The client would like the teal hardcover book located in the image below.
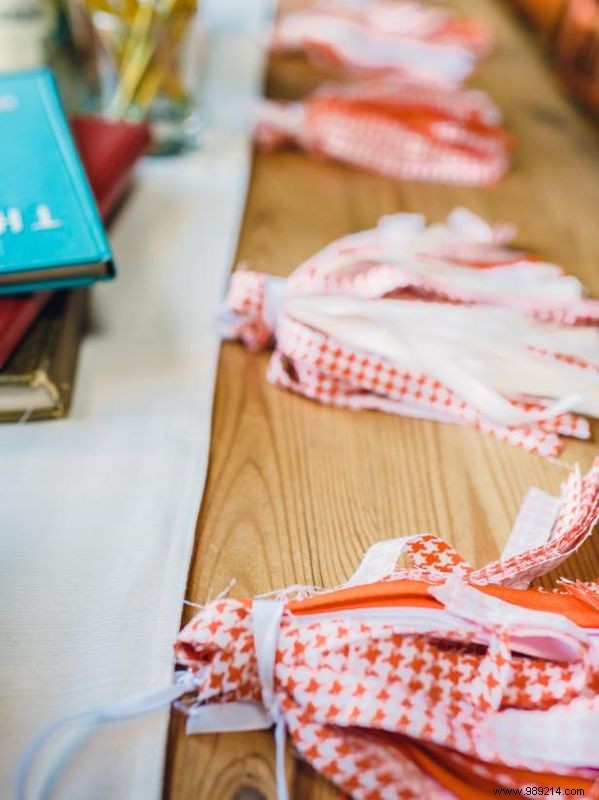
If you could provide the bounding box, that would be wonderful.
[0,68,115,294]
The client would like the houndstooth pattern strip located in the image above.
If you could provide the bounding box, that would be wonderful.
[267,315,585,458]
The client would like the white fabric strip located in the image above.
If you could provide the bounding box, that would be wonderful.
[431,577,592,664]
[251,599,288,800]
[185,598,289,799]
[0,2,273,798]
[185,702,271,735]
[284,295,594,423]
[344,536,417,586]
[251,599,285,722]
[502,487,561,560]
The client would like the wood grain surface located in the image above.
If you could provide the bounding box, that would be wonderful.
[166,1,599,797]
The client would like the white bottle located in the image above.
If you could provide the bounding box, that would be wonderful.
[0,0,56,71]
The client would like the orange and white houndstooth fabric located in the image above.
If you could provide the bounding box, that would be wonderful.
[271,0,493,84]
[174,459,599,799]
[17,462,599,799]
[255,77,511,186]
[224,209,599,458]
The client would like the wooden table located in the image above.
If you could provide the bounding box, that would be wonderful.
[167,1,599,797]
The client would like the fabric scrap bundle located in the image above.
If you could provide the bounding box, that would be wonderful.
[171,460,599,799]
[271,0,494,85]
[264,2,509,186]
[255,77,511,186]
[17,462,599,799]
[225,208,599,458]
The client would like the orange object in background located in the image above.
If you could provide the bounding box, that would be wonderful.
[511,0,599,114]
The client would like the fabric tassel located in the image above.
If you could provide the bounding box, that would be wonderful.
[171,460,599,799]
[224,208,599,458]
[255,77,511,186]
[271,0,493,84]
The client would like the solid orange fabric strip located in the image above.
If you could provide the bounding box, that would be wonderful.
[289,578,599,628]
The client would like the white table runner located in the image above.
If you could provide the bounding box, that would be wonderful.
[0,2,271,797]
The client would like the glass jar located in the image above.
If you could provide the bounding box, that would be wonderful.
[66,0,205,154]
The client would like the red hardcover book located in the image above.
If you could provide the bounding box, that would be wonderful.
[0,116,150,368]
[0,293,52,369]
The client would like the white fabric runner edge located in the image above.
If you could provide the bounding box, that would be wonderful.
[0,2,272,798]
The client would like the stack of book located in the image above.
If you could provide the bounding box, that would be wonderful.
[0,68,150,421]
